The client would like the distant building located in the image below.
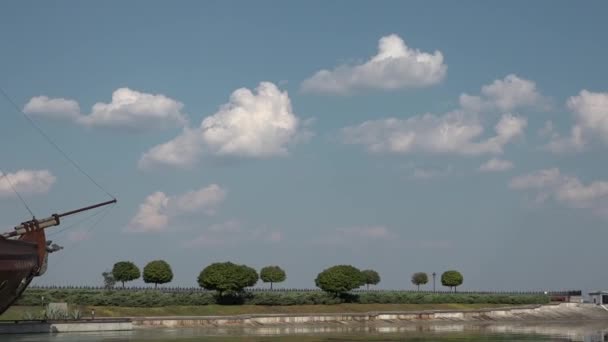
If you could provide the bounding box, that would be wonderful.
[589,291,608,305]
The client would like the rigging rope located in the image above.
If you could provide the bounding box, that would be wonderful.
[48,204,112,237]
[0,169,35,217]
[0,86,116,200]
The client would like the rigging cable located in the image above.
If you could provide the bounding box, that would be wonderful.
[0,86,115,200]
[0,169,35,217]
[50,202,115,268]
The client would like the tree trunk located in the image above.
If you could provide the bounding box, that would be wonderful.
[122,281,125,288]
[367,284,369,290]
[417,284,420,291]
[155,283,158,289]
[270,282,273,290]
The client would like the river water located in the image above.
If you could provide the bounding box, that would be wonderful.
[3,322,608,341]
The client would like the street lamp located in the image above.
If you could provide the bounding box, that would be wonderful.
[432,272,436,292]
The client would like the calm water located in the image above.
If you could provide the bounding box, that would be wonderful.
[3,323,608,342]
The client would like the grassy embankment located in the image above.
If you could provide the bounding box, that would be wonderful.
[0,303,519,320]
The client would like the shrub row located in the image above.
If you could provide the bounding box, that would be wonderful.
[17,289,549,307]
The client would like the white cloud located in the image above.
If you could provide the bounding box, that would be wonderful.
[459,74,546,112]
[301,34,446,94]
[139,82,305,169]
[126,184,226,233]
[184,220,283,247]
[342,112,526,156]
[510,168,608,216]
[23,96,80,120]
[544,90,608,153]
[0,170,56,197]
[24,88,187,130]
[479,158,514,172]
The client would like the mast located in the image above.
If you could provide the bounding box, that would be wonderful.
[1,199,117,239]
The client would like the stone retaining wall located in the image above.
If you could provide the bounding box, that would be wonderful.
[133,303,608,328]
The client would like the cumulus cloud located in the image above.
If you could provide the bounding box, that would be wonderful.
[0,170,56,197]
[510,168,608,216]
[545,90,608,153]
[126,184,226,233]
[24,88,187,130]
[23,96,80,120]
[479,158,514,172]
[459,74,547,113]
[301,34,446,94]
[139,82,305,169]
[342,111,526,156]
[184,220,283,247]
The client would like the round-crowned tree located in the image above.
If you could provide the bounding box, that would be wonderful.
[411,272,429,291]
[441,270,463,292]
[361,269,381,290]
[143,260,173,288]
[315,265,364,296]
[260,266,286,290]
[198,262,258,296]
[112,261,140,288]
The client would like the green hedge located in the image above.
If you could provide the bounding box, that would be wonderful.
[16,289,549,307]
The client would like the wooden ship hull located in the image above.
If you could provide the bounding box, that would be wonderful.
[0,236,42,315]
[0,199,116,315]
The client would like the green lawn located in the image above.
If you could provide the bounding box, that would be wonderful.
[0,303,518,320]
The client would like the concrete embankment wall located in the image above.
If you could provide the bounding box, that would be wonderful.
[133,303,608,328]
[0,320,132,334]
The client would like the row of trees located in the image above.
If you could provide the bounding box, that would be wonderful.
[104,260,463,295]
[104,261,287,290]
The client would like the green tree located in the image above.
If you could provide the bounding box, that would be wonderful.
[441,270,463,292]
[143,260,174,288]
[411,272,429,291]
[315,265,364,296]
[112,261,140,288]
[101,270,116,289]
[260,266,286,290]
[361,269,381,290]
[197,262,258,296]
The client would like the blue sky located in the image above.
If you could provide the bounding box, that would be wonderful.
[1,1,607,291]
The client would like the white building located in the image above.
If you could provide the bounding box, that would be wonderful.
[589,291,608,305]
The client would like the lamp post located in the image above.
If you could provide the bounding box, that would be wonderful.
[432,272,436,292]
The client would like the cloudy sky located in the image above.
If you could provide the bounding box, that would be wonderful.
[1,1,607,291]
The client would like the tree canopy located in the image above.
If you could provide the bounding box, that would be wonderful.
[112,261,140,288]
[361,269,381,290]
[101,270,116,289]
[197,262,258,295]
[441,270,463,292]
[143,260,173,288]
[315,265,364,295]
[260,266,286,290]
[411,272,429,291]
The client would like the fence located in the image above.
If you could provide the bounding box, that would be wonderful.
[28,285,581,297]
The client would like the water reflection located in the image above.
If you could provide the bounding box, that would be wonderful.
[2,322,608,341]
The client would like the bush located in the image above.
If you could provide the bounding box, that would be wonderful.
[15,288,550,307]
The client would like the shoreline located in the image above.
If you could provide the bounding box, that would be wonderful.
[2,303,607,334]
[132,303,608,329]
